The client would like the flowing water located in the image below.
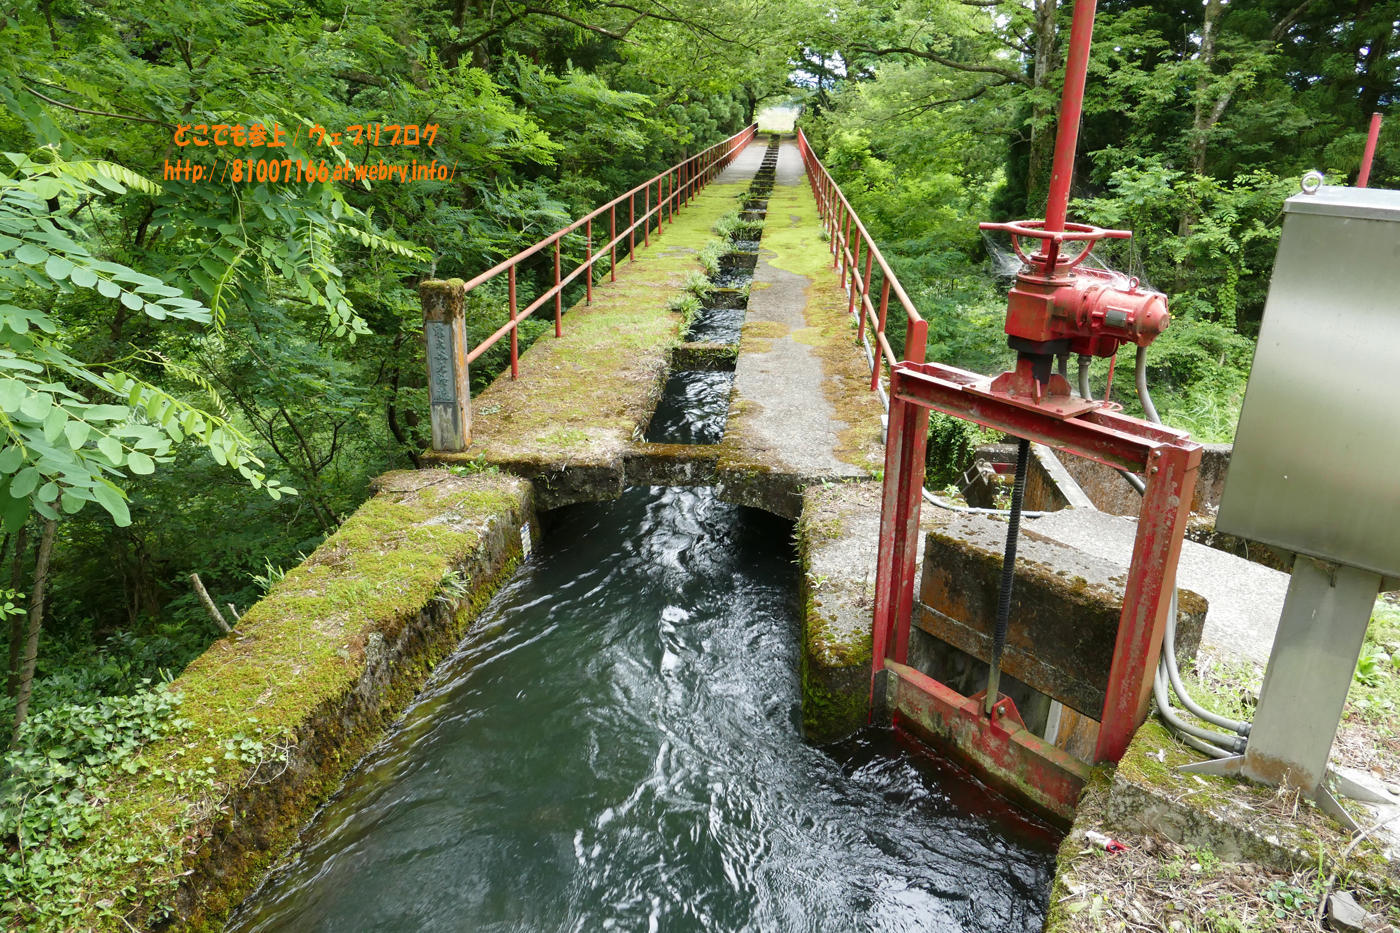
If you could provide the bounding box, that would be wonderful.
[685,309,745,345]
[227,487,1059,932]
[645,371,734,444]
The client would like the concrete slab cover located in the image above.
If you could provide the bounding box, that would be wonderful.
[1028,508,1290,666]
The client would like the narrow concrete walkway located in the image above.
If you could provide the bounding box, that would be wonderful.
[430,135,886,517]
[717,140,884,501]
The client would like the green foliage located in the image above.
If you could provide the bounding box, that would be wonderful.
[925,411,998,488]
[1347,597,1400,724]
[0,0,787,752]
[0,683,186,926]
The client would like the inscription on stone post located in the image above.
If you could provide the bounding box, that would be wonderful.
[420,279,471,452]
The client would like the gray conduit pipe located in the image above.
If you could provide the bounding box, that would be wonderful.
[1154,658,1235,757]
[1163,602,1251,735]
[1084,350,1249,750]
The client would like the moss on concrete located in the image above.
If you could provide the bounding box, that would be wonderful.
[795,482,883,742]
[64,470,533,931]
[720,178,886,479]
[1107,720,1395,880]
[426,180,752,496]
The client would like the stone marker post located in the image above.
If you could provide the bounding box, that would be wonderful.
[420,279,471,451]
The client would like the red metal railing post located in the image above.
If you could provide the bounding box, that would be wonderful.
[644,186,651,248]
[847,239,861,317]
[553,239,562,337]
[868,278,890,389]
[857,245,873,322]
[1359,112,1382,187]
[629,193,635,261]
[1044,0,1099,234]
[585,219,593,305]
[834,205,845,274]
[609,205,617,281]
[905,316,927,365]
[508,265,519,379]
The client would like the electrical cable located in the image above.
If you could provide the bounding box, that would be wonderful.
[1116,345,1253,746]
[1154,658,1235,757]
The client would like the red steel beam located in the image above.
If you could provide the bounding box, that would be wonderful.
[891,361,1196,473]
[887,661,1089,822]
[1094,440,1199,760]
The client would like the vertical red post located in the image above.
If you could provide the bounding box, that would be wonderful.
[553,239,562,337]
[508,264,519,379]
[644,186,650,248]
[1044,0,1099,234]
[834,211,845,277]
[866,279,889,384]
[847,239,861,317]
[585,219,593,305]
[870,369,931,685]
[609,205,617,281]
[1358,112,1382,188]
[1094,441,1200,761]
[629,194,635,261]
[861,248,874,328]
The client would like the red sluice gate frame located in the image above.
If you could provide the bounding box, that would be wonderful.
[801,0,1201,821]
[460,124,757,377]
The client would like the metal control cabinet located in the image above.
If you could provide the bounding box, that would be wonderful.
[1217,186,1400,578]
[1185,185,1399,818]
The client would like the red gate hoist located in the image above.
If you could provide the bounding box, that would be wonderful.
[869,0,1200,820]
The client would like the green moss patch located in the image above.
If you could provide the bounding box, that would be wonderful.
[426,180,752,475]
[48,470,532,931]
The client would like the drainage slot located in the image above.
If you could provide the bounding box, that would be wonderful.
[704,287,748,309]
[645,370,734,444]
[686,307,745,344]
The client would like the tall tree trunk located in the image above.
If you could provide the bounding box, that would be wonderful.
[1025,0,1059,214]
[6,525,29,698]
[11,519,56,741]
[1187,0,1224,179]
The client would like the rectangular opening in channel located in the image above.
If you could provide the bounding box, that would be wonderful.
[644,370,735,445]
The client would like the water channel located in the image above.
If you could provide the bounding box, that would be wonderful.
[228,486,1059,932]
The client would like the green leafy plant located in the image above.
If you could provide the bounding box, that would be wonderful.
[0,154,294,529]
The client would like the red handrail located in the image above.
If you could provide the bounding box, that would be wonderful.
[795,129,927,396]
[462,124,759,373]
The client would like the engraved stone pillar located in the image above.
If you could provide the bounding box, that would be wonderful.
[420,279,471,452]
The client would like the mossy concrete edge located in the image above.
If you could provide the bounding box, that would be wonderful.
[69,470,534,932]
[796,482,880,742]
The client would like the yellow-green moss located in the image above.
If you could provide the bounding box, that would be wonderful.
[61,470,532,931]
[429,180,753,471]
[722,178,886,476]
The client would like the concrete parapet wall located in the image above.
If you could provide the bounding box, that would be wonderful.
[1059,442,1233,517]
[918,511,1207,721]
[795,482,881,742]
[65,470,534,931]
